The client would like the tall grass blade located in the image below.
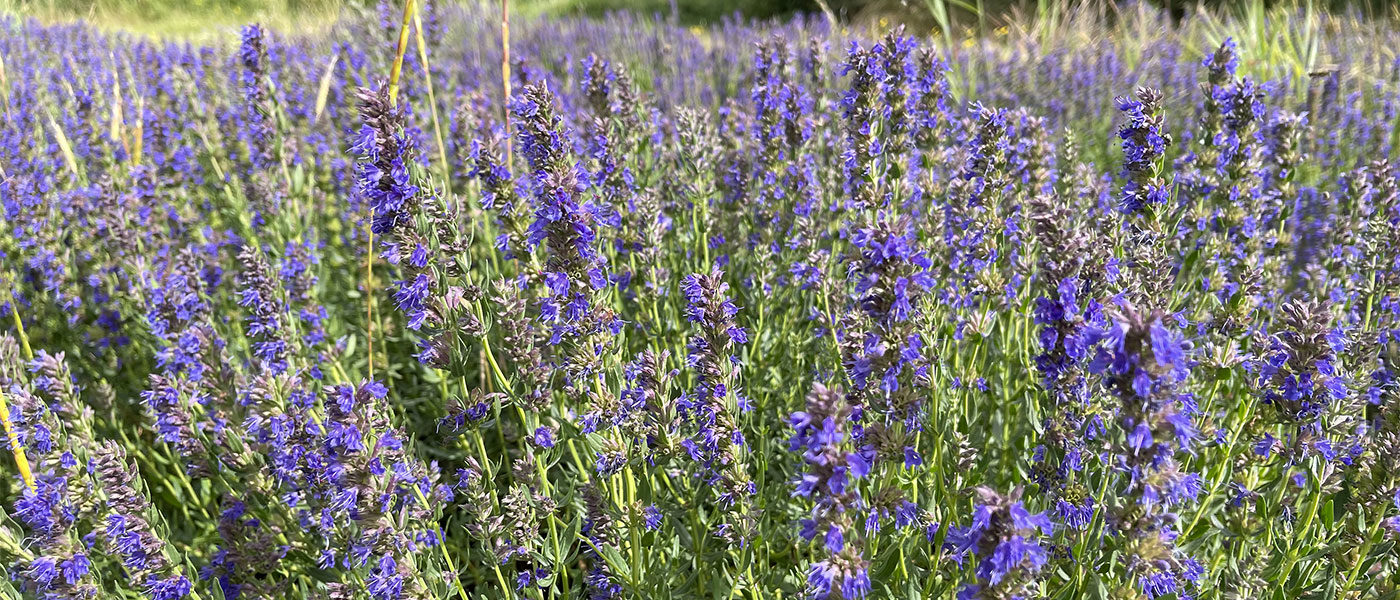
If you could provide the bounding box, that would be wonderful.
[312,53,339,124]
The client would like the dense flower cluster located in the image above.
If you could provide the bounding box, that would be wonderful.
[945,487,1053,600]
[3,4,1400,600]
[790,383,873,599]
[1089,306,1205,598]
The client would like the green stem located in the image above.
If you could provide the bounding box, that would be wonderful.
[1336,513,1386,599]
[9,293,34,361]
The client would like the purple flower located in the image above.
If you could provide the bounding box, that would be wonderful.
[533,426,556,448]
[26,557,58,588]
[947,488,1051,597]
[367,555,403,600]
[643,505,663,531]
[145,575,192,600]
[1116,88,1173,214]
[903,446,922,469]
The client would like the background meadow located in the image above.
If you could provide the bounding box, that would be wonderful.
[1,1,1399,599]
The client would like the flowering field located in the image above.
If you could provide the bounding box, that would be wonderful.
[2,2,1400,599]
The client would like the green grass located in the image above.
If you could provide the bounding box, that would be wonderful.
[0,0,345,37]
[5,0,1398,62]
[516,0,811,23]
[2,0,804,36]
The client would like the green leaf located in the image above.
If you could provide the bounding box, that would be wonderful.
[1091,573,1109,600]
[340,335,357,366]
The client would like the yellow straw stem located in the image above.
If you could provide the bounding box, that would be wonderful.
[0,54,11,117]
[501,0,512,165]
[368,0,417,381]
[2,282,36,494]
[8,296,33,362]
[411,4,453,202]
[388,0,415,108]
[0,389,35,491]
[131,91,145,165]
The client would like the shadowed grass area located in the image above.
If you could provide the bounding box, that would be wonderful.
[519,0,812,23]
[6,0,1397,48]
[0,0,345,36]
[0,0,806,35]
